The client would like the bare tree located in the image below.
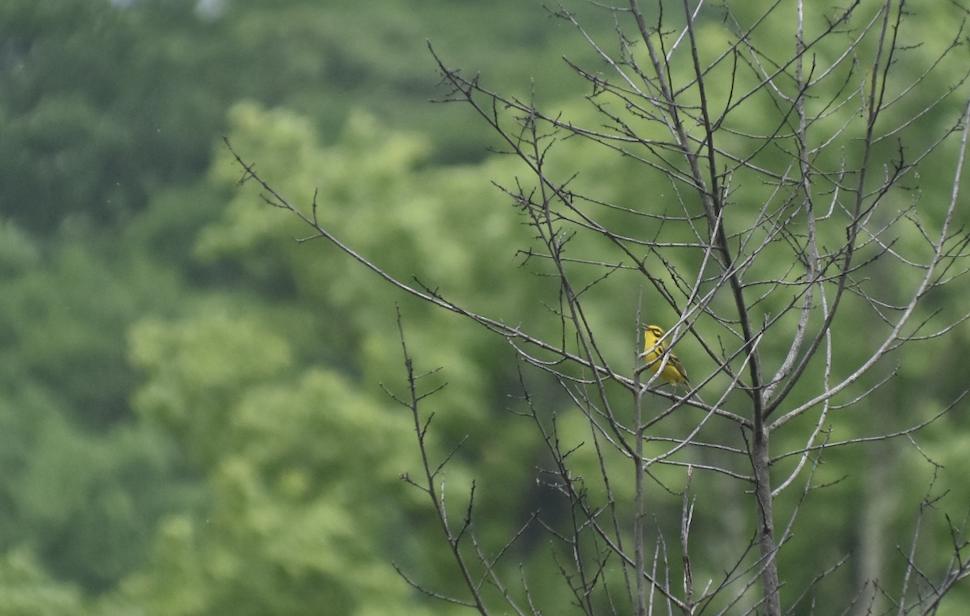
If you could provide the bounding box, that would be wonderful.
[226,0,970,614]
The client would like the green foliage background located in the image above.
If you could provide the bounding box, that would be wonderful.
[1,0,969,614]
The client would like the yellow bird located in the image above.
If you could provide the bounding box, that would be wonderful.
[642,324,689,385]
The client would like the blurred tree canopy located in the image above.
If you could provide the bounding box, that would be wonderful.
[1,0,969,614]
[0,0,604,232]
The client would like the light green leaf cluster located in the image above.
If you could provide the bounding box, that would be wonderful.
[0,549,86,616]
[108,99,603,614]
[122,304,440,615]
